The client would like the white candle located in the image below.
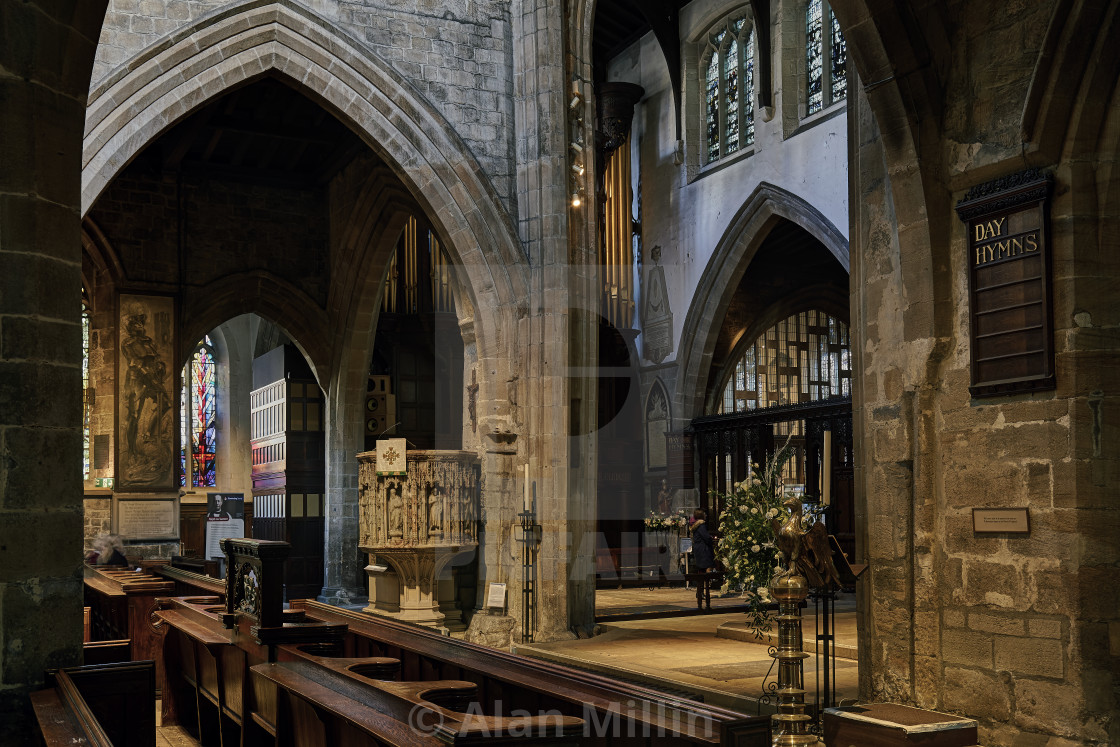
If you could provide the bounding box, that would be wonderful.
[524,464,530,512]
[822,430,832,506]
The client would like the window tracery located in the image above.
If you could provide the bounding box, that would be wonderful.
[718,310,850,414]
[806,0,847,116]
[82,293,91,482]
[181,336,217,488]
[702,13,755,164]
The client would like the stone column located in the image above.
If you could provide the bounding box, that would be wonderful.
[0,2,108,742]
[509,0,598,640]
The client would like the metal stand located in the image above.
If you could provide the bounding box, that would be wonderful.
[811,587,837,732]
[810,504,838,729]
[769,573,819,746]
[518,503,540,644]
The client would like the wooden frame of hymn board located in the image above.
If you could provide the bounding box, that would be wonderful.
[955,168,1054,399]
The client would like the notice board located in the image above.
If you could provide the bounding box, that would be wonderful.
[955,169,1054,397]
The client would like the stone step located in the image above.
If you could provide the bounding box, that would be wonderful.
[715,620,859,660]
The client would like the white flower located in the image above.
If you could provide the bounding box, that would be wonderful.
[766,508,778,518]
[752,544,761,553]
[750,507,759,515]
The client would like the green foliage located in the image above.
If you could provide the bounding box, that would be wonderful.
[714,439,795,640]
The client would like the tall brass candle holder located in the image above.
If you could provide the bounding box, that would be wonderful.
[769,572,817,745]
[769,496,841,746]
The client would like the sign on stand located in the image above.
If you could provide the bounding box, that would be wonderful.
[205,493,245,560]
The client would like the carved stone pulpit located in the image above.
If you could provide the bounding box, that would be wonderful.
[357,449,480,629]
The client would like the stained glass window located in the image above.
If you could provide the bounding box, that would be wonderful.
[829,9,847,104]
[702,15,755,165]
[724,39,740,155]
[82,294,91,481]
[718,310,850,414]
[181,336,217,488]
[706,52,721,163]
[807,0,846,116]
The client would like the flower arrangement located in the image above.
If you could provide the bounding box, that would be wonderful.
[714,438,795,640]
[644,508,690,533]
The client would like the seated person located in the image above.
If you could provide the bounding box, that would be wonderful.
[86,534,129,566]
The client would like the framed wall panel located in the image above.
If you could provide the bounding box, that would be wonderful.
[116,293,178,491]
[956,169,1054,398]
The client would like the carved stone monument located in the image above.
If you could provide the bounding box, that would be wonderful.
[358,449,480,630]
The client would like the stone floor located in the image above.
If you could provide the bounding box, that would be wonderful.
[516,587,860,715]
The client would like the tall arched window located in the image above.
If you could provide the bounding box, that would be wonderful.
[181,336,217,488]
[703,14,755,164]
[82,292,91,482]
[806,0,847,115]
[718,309,850,414]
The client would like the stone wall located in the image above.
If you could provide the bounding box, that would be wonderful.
[89,167,328,307]
[91,0,516,209]
[0,2,108,743]
[846,0,1120,742]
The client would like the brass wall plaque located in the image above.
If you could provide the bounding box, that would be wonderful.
[972,507,1030,534]
[956,169,1054,397]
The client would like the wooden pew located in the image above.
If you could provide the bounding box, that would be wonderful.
[32,660,156,747]
[290,600,769,745]
[155,595,582,746]
[252,657,583,745]
[83,565,175,694]
[141,557,227,598]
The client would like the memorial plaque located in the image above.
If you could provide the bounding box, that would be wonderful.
[956,169,1054,397]
[114,496,178,540]
[973,507,1030,534]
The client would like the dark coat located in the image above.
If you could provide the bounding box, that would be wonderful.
[100,549,129,566]
[690,520,716,571]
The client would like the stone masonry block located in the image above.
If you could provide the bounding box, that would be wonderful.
[942,665,1011,720]
[970,611,1026,636]
[1027,618,1062,639]
[941,628,993,668]
[994,635,1064,678]
[0,427,83,510]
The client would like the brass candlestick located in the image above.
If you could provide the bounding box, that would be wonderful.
[769,494,838,746]
[769,572,818,745]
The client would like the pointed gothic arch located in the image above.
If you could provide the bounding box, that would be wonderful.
[674,182,848,426]
[82,0,527,376]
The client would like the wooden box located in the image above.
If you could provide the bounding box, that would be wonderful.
[823,703,978,747]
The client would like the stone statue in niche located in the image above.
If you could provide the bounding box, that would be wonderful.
[641,245,673,364]
[428,485,444,537]
[656,478,672,515]
[388,482,404,538]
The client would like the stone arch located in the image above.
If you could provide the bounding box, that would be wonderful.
[1020,0,1119,166]
[674,182,848,425]
[81,218,125,297]
[82,0,527,374]
[180,270,330,387]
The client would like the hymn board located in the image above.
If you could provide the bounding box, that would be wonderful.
[955,169,1054,397]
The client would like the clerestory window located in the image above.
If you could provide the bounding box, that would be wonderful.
[805,0,847,116]
[702,13,755,165]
